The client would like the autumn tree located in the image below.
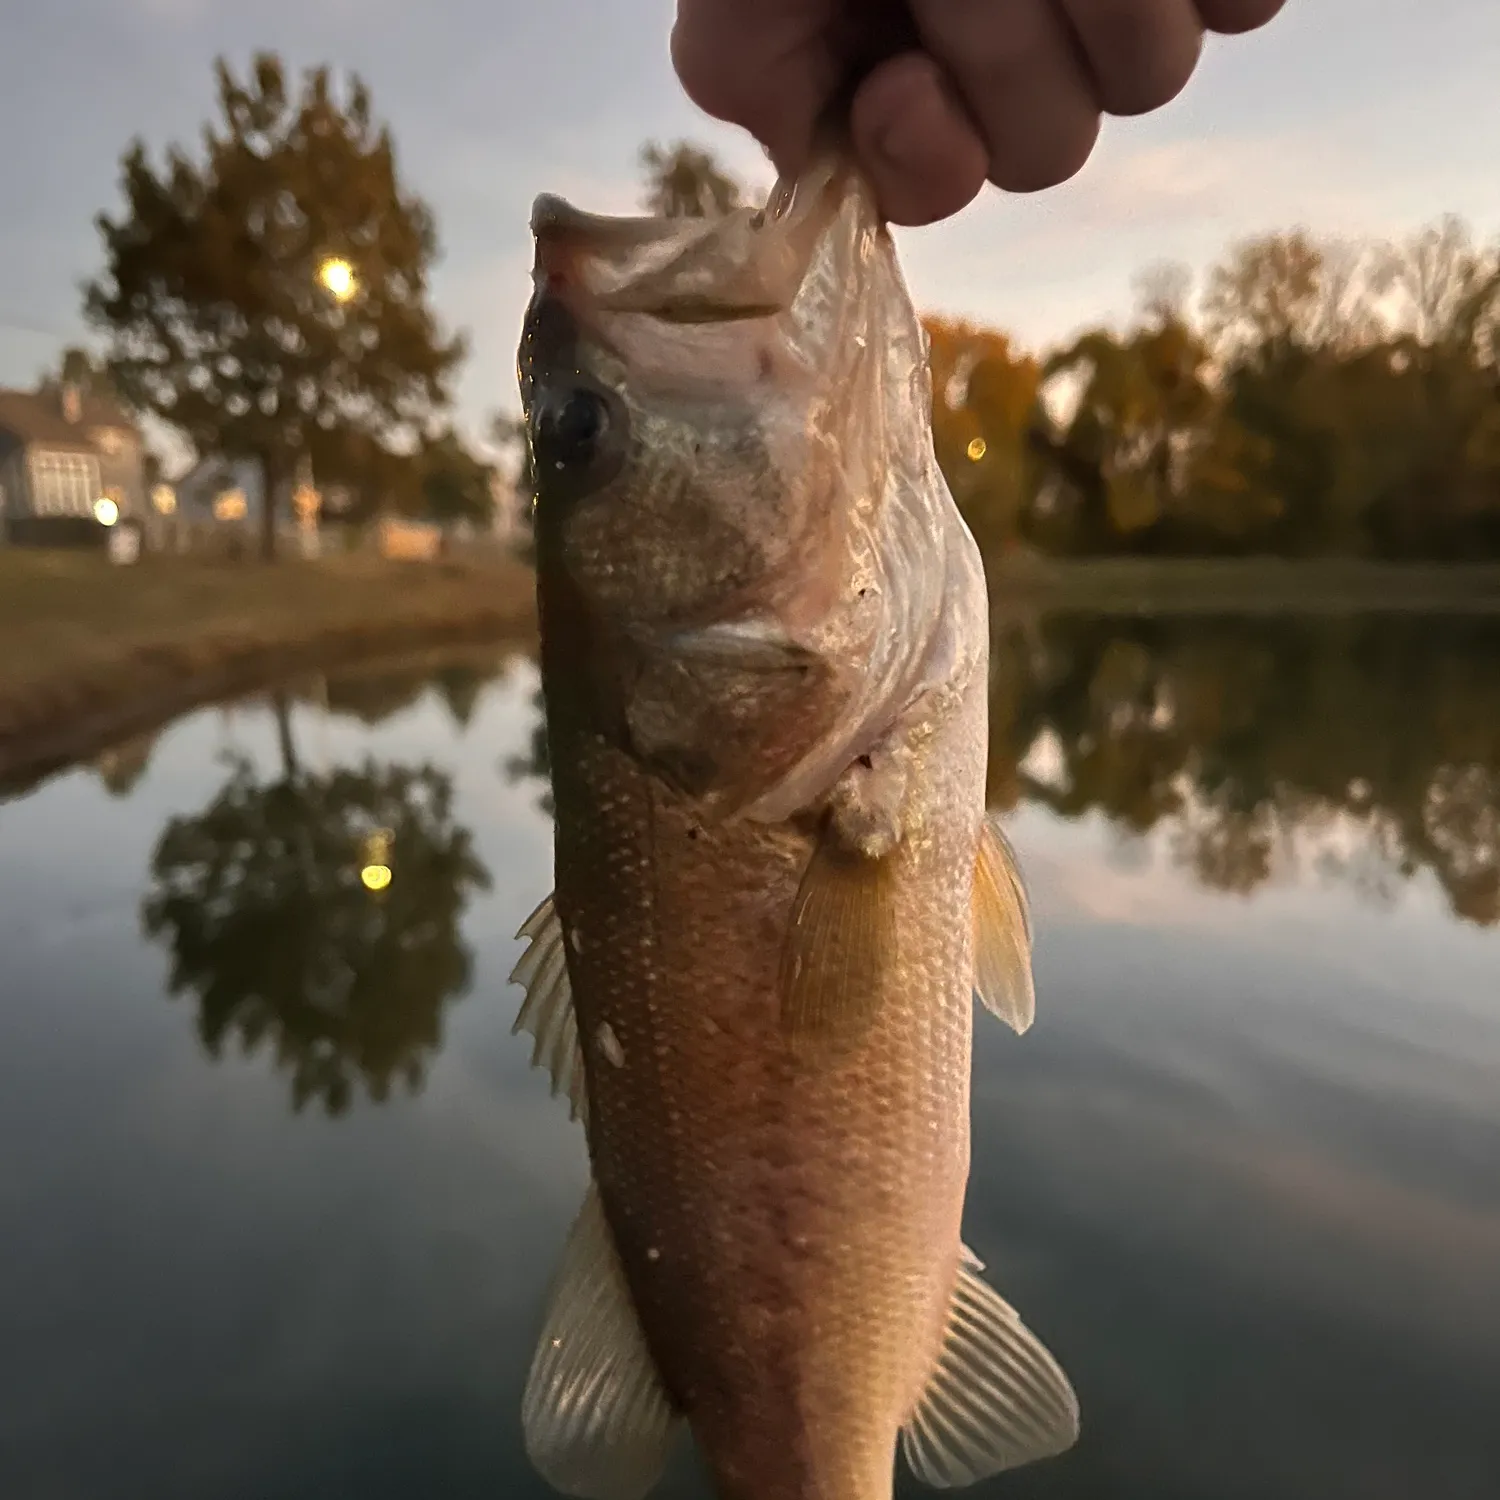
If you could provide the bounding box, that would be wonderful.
[1384,215,1500,351]
[640,140,745,218]
[1132,259,1194,328]
[1201,230,1326,368]
[924,317,1041,557]
[85,52,464,559]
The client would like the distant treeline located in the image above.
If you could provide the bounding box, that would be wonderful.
[928,220,1500,561]
[639,140,1500,563]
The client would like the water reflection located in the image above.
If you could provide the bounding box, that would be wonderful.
[499,611,1500,929]
[140,694,492,1115]
[1,624,1497,1499]
[504,684,553,816]
[300,645,525,735]
[986,614,1500,926]
[93,729,160,798]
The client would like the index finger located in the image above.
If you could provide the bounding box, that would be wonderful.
[670,0,839,175]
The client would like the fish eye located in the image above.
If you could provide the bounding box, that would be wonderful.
[532,387,611,475]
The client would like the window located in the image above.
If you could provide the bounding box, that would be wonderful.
[29,451,100,517]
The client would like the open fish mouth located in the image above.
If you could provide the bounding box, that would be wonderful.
[527,155,868,329]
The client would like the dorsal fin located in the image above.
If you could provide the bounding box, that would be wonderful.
[510,893,588,1123]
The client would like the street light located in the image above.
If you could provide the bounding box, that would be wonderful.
[318,257,356,303]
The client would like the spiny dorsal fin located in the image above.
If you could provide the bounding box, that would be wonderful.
[973,813,1036,1036]
[510,893,588,1124]
[522,1184,681,1500]
[901,1246,1079,1487]
[778,820,898,1055]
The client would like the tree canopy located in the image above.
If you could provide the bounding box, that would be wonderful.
[85,52,465,557]
[633,140,1500,563]
[639,140,745,218]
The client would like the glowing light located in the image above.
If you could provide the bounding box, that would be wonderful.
[214,489,247,522]
[360,863,392,892]
[93,497,119,526]
[151,484,177,515]
[319,257,356,302]
[966,437,987,462]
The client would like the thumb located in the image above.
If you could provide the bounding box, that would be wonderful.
[669,0,838,175]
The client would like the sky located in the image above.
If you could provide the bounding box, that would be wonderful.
[1,0,1496,453]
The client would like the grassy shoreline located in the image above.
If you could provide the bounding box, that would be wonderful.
[988,556,1500,614]
[0,550,537,790]
[8,549,1500,793]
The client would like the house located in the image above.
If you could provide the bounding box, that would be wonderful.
[0,382,146,544]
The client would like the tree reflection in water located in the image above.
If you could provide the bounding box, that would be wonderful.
[504,613,1500,928]
[503,684,552,817]
[986,614,1500,926]
[141,696,491,1115]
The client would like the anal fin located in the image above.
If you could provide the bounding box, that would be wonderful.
[901,1246,1079,1487]
[522,1184,681,1499]
[509,893,589,1124]
[973,812,1036,1036]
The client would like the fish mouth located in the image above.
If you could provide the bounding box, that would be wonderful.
[528,154,872,329]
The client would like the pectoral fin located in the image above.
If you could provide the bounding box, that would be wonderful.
[973,814,1036,1036]
[779,820,898,1054]
[510,894,588,1124]
[522,1184,681,1500]
[900,1246,1079,1487]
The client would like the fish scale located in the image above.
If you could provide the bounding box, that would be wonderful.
[512,150,1079,1500]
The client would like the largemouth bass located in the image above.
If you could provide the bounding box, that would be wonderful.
[509,149,1079,1500]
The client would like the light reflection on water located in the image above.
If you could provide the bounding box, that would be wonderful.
[0,619,1497,1500]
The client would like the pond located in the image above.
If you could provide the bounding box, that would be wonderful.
[2,615,1498,1500]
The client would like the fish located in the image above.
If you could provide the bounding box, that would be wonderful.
[508,147,1079,1500]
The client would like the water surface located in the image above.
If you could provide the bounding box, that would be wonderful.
[2,617,1497,1500]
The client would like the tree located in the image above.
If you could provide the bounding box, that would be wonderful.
[1028,316,1280,554]
[1132,260,1194,329]
[504,684,554,816]
[142,706,491,1116]
[85,52,464,560]
[1384,215,1500,351]
[1201,230,1325,368]
[415,425,495,526]
[924,317,1042,557]
[1201,229,1390,369]
[639,140,744,218]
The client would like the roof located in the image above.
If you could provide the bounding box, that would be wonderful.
[0,386,139,454]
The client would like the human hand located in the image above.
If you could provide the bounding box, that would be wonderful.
[671,0,1287,226]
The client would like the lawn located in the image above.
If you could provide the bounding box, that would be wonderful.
[987,555,1500,615]
[0,547,537,784]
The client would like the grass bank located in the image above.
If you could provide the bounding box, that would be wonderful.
[987,555,1500,615]
[0,548,537,787]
